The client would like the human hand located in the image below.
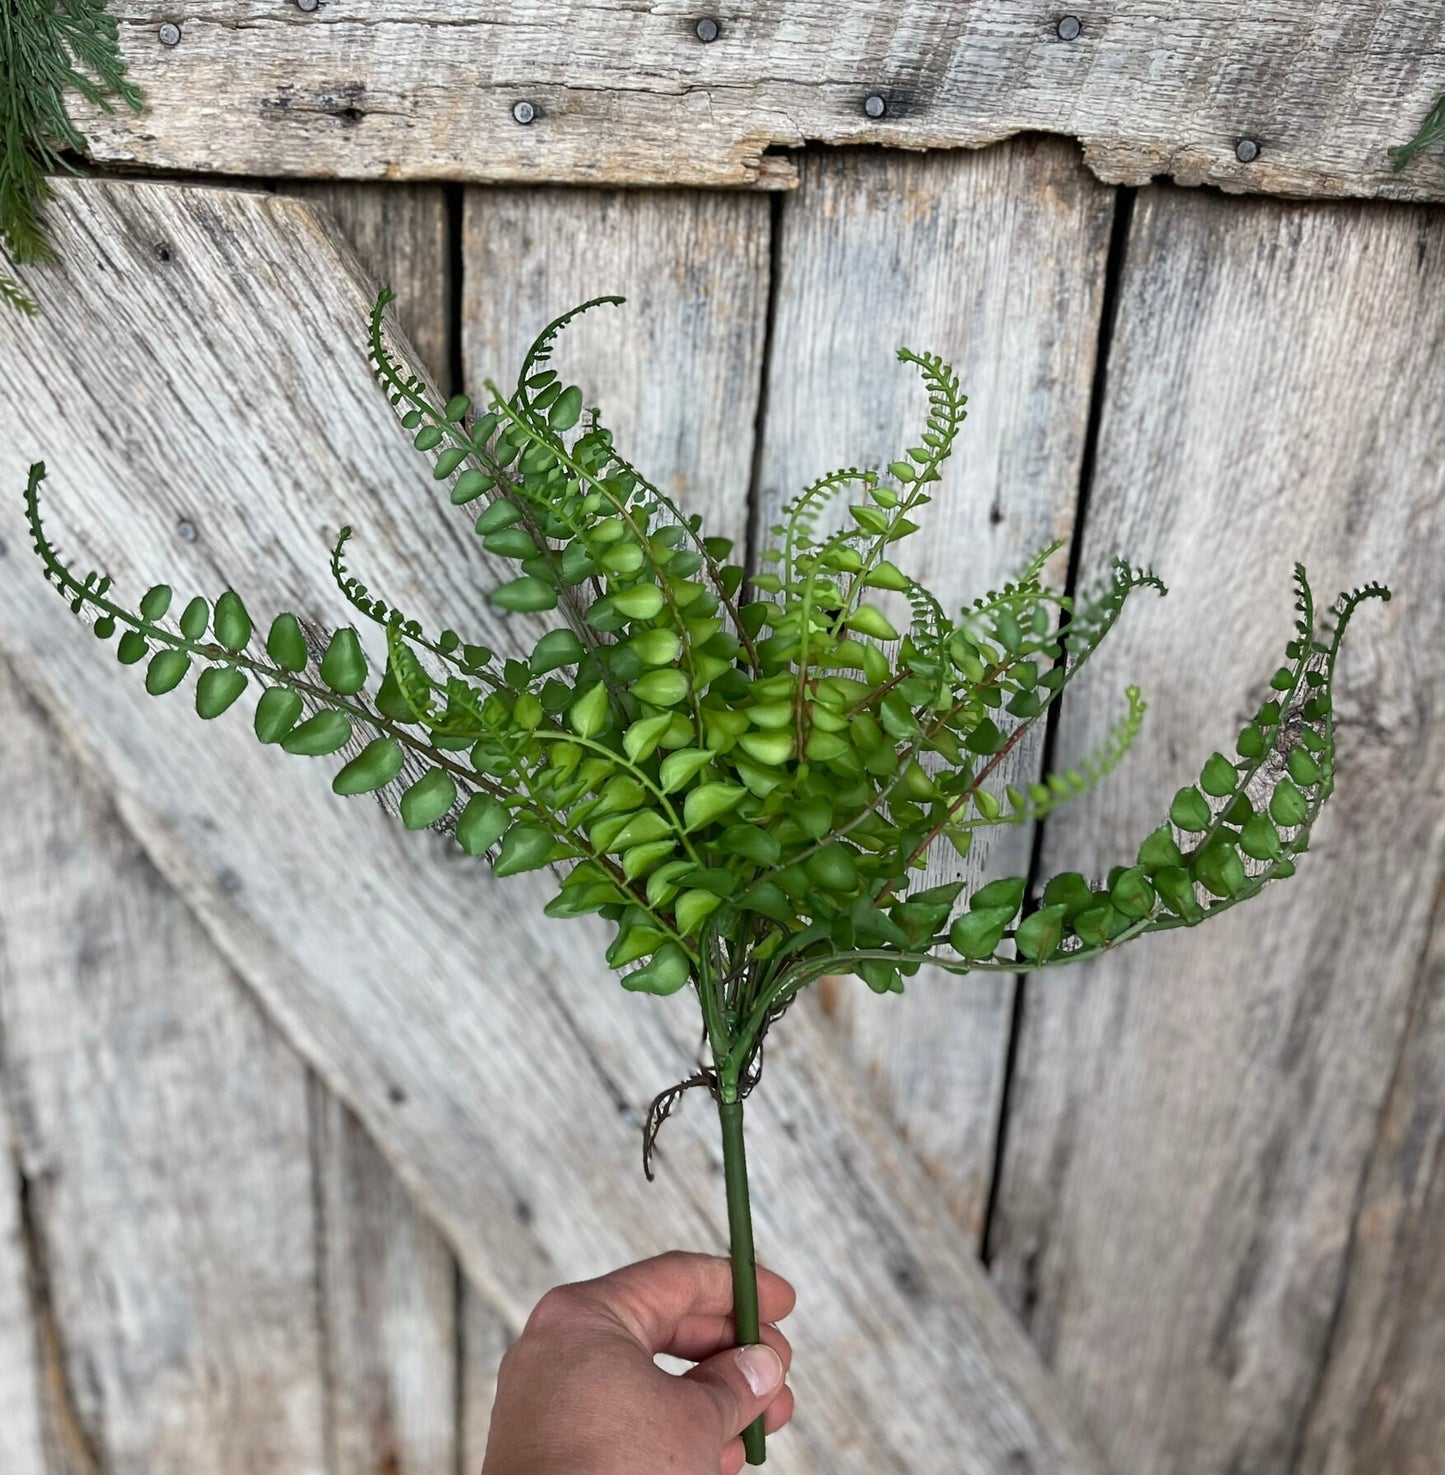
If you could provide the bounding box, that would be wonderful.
[481,1250,796,1475]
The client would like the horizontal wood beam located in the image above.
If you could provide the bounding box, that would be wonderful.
[69,0,1445,200]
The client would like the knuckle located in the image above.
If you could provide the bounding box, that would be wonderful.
[524,1283,584,1334]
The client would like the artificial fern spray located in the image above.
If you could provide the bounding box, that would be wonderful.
[26,294,1386,1465]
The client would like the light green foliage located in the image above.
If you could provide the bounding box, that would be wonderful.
[24,290,1388,1105]
[1,0,144,312]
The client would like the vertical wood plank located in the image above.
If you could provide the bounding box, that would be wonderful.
[0,1123,46,1475]
[0,656,332,1475]
[988,190,1445,1475]
[0,178,1109,1474]
[462,186,771,549]
[280,178,469,1475]
[459,1285,513,1475]
[755,142,1115,1235]
[281,183,453,386]
[314,1088,460,1475]
[1293,898,1445,1475]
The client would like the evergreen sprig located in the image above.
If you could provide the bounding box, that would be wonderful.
[26,293,1387,1465]
[0,0,142,310]
[1391,90,1445,172]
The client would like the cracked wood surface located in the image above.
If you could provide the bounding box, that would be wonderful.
[0,177,1106,1474]
[752,140,1113,1239]
[987,189,1445,1475]
[0,1114,46,1475]
[0,654,333,1475]
[63,0,1445,202]
[0,180,491,1475]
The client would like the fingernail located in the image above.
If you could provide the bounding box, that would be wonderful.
[737,1344,783,1397]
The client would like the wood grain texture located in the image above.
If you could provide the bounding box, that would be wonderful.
[281,183,453,383]
[0,177,1104,1474]
[1293,891,1445,1475]
[988,189,1445,1475]
[0,654,332,1475]
[459,1285,513,1475]
[754,141,1113,1237]
[288,176,477,1475]
[462,185,770,549]
[314,1087,460,1475]
[61,0,1445,201]
[0,1115,46,1475]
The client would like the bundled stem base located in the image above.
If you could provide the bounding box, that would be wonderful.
[718,1097,765,1465]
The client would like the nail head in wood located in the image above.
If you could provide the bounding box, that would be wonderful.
[296,0,319,11]
[512,100,538,126]
[863,94,887,119]
[176,519,197,543]
[694,17,720,42]
[1056,15,1082,40]
[158,21,181,44]
[1235,137,1260,163]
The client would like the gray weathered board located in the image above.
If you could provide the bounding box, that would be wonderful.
[0,183,501,1475]
[988,191,1445,1474]
[755,140,1114,1236]
[0,177,1106,1474]
[66,0,1445,201]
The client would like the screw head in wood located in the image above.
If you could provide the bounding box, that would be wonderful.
[695,16,720,42]
[1056,14,1082,40]
[863,94,887,119]
[512,100,537,125]
[158,21,181,44]
[1235,137,1260,162]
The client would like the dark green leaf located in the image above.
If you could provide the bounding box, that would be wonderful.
[145,650,190,695]
[333,738,405,795]
[1169,785,1212,832]
[1016,903,1068,960]
[195,666,247,719]
[455,794,510,855]
[400,768,457,828]
[213,591,252,652]
[267,613,309,672]
[255,686,303,744]
[320,628,368,694]
[1270,778,1309,827]
[281,710,352,756]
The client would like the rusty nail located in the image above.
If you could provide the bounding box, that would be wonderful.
[863,94,887,119]
[694,16,720,42]
[512,100,537,125]
[1235,137,1260,163]
[158,21,181,44]
[1056,14,1081,40]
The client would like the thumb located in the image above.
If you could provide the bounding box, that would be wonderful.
[687,1343,784,1438]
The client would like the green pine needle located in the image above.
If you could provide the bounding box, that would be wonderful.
[1391,90,1445,172]
[0,0,143,284]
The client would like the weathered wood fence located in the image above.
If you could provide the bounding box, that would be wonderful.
[2,5,1443,1473]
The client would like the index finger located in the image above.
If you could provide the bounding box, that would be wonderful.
[578,1251,796,1352]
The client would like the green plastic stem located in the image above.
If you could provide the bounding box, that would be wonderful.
[718,1095,766,1465]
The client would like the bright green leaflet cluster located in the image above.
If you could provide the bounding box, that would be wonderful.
[0,0,142,313]
[25,292,1389,1467]
[26,291,1388,1103]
